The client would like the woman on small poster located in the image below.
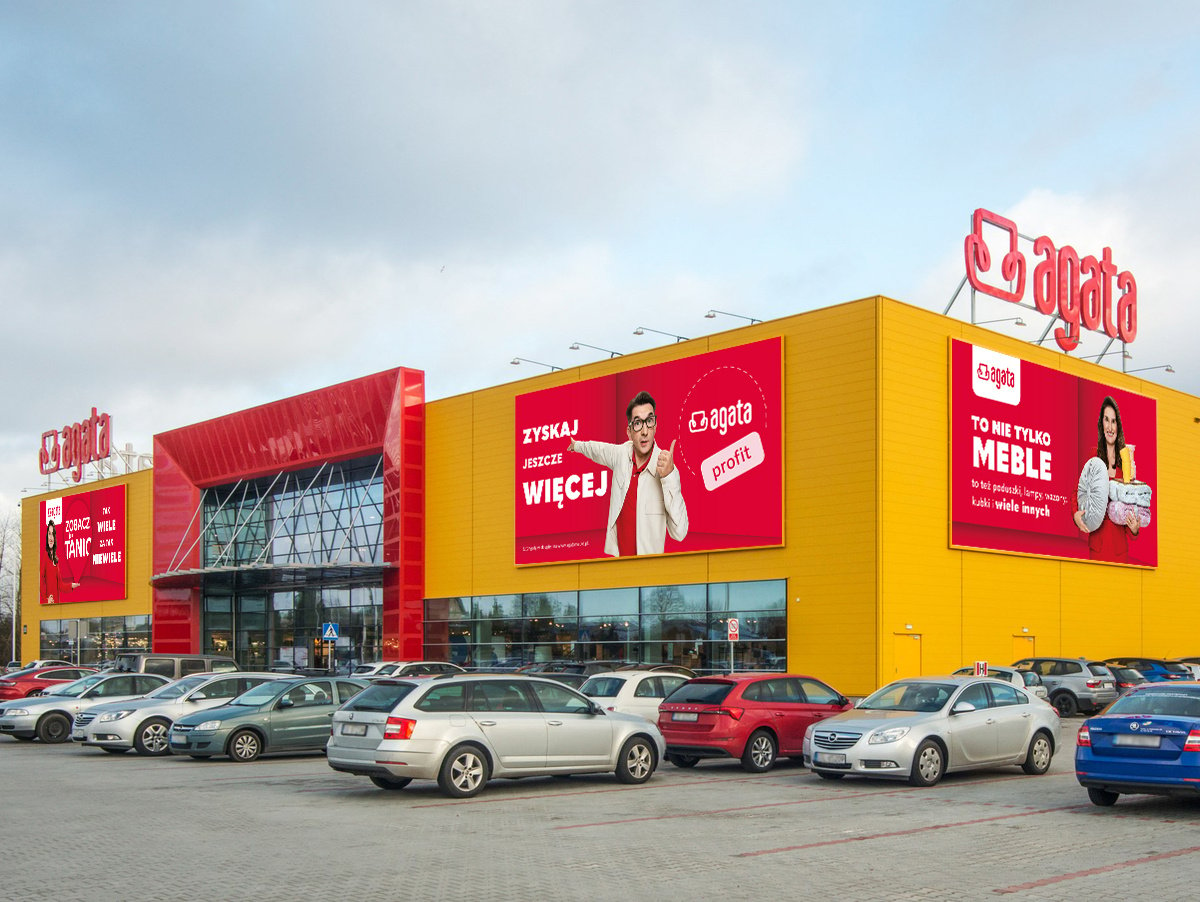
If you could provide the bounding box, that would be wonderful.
[40,519,63,604]
[1073,395,1140,563]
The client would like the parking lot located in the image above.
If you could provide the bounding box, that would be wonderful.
[2,720,1199,901]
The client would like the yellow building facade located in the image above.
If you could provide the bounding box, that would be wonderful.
[424,296,1200,697]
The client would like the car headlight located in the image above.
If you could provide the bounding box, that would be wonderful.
[6,708,29,716]
[194,721,222,732]
[868,726,910,744]
[98,710,135,722]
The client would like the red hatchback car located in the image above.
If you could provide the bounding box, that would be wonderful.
[0,666,98,701]
[658,673,853,772]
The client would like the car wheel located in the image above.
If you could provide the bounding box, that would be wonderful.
[370,775,413,791]
[133,718,172,756]
[908,739,945,786]
[437,744,490,798]
[615,736,657,784]
[1051,693,1078,718]
[1088,787,1119,807]
[102,747,128,754]
[36,713,72,743]
[228,729,262,762]
[1022,730,1054,775]
[741,729,778,773]
[816,771,845,780]
[666,754,699,768]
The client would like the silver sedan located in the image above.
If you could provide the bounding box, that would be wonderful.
[802,676,1060,786]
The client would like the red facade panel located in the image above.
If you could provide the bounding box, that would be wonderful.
[151,368,425,658]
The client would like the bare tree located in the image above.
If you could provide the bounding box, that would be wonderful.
[0,510,20,664]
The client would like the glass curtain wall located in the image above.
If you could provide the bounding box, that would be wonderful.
[39,615,151,666]
[424,579,786,674]
[198,456,386,671]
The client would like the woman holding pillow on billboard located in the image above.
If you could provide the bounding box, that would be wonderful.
[1073,396,1139,563]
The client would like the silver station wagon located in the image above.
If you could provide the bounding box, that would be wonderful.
[327,673,666,797]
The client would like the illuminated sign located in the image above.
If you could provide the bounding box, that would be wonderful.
[39,407,113,483]
[514,338,784,564]
[951,339,1157,567]
[964,208,1138,352]
[38,484,127,604]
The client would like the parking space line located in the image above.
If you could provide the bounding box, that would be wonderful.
[734,804,1088,856]
[992,845,1200,894]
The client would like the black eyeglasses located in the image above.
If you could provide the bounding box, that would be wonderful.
[628,414,656,433]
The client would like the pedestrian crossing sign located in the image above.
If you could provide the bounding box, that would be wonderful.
[322,622,339,641]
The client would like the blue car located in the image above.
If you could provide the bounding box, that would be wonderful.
[1103,657,1192,683]
[1076,682,1200,806]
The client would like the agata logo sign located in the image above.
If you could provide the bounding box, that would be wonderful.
[39,407,112,483]
[964,208,1137,352]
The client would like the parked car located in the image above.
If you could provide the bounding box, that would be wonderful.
[0,672,171,742]
[1075,681,1200,806]
[1172,659,1200,679]
[169,677,368,761]
[1011,657,1117,716]
[0,666,98,701]
[110,653,239,679]
[1103,657,1192,683]
[327,673,664,797]
[580,670,690,721]
[657,673,852,772]
[351,661,465,679]
[951,665,1048,701]
[804,676,1060,786]
[615,663,697,677]
[76,672,286,755]
[7,659,71,672]
[1108,666,1148,695]
[517,660,627,676]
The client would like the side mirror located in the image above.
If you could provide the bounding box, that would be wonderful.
[189,691,207,701]
[951,701,977,715]
[589,702,605,716]
[278,697,294,708]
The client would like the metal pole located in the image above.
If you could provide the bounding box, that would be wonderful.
[11,568,17,666]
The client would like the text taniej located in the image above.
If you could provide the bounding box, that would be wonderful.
[522,471,609,509]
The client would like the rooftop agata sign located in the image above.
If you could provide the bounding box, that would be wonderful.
[964,208,1137,353]
[39,407,112,483]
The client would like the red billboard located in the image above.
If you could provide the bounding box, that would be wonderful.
[39,485,128,604]
[951,339,1157,566]
[515,338,784,564]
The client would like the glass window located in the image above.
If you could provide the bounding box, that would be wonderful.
[665,680,734,705]
[797,678,842,705]
[415,683,466,713]
[988,682,1024,707]
[956,682,991,710]
[528,681,590,715]
[469,680,535,713]
[199,678,244,700]
[582,677,624,698]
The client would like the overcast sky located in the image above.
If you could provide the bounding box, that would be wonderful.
[4,1,1199,513]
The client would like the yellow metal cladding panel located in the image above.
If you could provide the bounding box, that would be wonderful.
[424,299,881,694]
[880,297,1200,673]
[19,469,154,663]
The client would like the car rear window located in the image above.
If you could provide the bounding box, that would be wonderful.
[1108,688,1200,717]
[664,680,734,705]
[1164,662,1192,674]
[1087,664,1113,677]
[581,677,624,698]
[343,680,419,712]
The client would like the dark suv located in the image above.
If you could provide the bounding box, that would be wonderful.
[1011,657,1117,716]
[1102,657,1192,683]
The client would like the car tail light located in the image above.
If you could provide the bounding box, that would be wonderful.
[717,706,744,720]
[1085,679,1101,689]
[1185,730,1200,752]
[1077,725,1091,747]
[384,717,416,740]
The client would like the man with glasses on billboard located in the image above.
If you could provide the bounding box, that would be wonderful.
[568,390,689,556]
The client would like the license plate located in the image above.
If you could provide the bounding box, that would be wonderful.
[672,712,698,722]
[170,737,186,745]
[815,752,846,765]
[341,723,368,736]
[1114,734,1160,748]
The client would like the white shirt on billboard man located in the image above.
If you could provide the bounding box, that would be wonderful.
[567,390,688,556]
